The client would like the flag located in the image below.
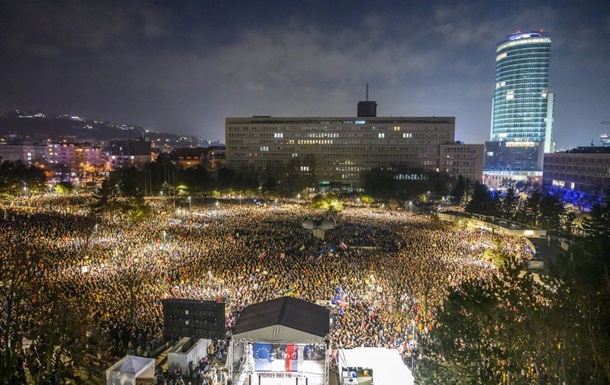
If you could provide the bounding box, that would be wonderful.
[285,344,298,371]
[284,289,294,296]
[336,299,349,308]
[299,244,305,251]
[339,242,348,250]
[258,252,266,259]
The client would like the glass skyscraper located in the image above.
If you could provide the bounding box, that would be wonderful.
[488,31,554,172]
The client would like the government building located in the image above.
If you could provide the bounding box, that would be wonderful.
[225,101,483,193]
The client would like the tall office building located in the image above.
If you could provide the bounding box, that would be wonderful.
[486,30,554,178]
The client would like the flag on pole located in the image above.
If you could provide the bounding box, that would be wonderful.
[336,299,349,308]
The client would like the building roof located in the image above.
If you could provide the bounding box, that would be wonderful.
[232,297,330,344]
[169,147,207,159]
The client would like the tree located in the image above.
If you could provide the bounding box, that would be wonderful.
[450,175,470,206]
[418,255,606,385]
[55,181,74,194]
[361,167,396,199]
[498,188,519,220]
[261,177,279,197]
[517,188,543,226]
[0,160,46,195]
[538,193,565,230]
[0,237,43,382]
[465,181,496,216]
[310,194,344,216]
[360,195,374,206]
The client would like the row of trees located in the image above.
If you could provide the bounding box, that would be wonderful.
[0,161,46,195]
[463,181,573,232]
[417,193,610,384]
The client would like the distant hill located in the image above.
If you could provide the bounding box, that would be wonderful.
[0,110,154,142]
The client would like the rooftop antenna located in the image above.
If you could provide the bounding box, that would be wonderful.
[366,84,369,102]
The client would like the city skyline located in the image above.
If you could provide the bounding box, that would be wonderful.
[1,0,609,148]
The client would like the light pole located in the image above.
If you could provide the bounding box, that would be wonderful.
[297,194,301,205]
[188,196,192,212]
[409,201,412,213]
[411,319,416,369]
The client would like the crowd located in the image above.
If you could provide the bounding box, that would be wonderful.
[0,195,532,383]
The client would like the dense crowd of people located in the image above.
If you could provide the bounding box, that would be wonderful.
[0,195,532,383]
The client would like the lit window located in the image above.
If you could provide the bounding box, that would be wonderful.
[496,52,507,61]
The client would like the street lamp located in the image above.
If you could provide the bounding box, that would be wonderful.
[409,201,412,213]
[188,196,192,211]
[297,194,301,204]
[411,319,417,369]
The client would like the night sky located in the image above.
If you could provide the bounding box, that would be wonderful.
[1,0,609,148]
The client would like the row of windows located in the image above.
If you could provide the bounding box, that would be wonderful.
[545,172,610,181]
[230,152,439,159]
[545,157,610,165]
[227,125,450,132]
[227,131,444,139]
[228,139,448,147]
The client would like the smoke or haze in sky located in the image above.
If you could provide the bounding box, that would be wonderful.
[1,0,609,148]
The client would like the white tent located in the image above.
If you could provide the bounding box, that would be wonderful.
[338,347,414,385]
[106,355,155,385]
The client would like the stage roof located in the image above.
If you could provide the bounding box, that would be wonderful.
[232,297,330,344]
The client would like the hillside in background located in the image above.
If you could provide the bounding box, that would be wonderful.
[0,110,182,143]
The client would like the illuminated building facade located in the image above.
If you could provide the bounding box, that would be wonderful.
[439,143,484,182]
[488,30,554,174]
[225,116,456,191]
[543,147,610,199]
[108,139,151,170]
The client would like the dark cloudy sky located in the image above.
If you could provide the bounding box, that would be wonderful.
[1,0,609,148]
